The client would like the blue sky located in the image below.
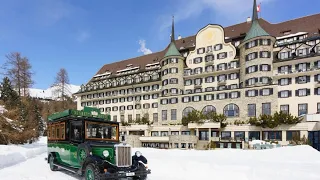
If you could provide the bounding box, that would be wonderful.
[0,0,319,89]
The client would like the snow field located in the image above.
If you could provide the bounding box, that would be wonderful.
[0,137,320,180]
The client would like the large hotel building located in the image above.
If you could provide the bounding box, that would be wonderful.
[74,1,320,150]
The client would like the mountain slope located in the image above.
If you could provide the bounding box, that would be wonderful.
[28,84,80,100]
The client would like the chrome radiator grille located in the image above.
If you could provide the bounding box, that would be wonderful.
[115,144,132,167]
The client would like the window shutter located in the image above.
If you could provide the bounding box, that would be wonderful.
[245,91,248,97]
[307,76,310,82]
[307,89,310,95]
[224,52,228,58]
[246,68,249,74]
[288,90,292,97]
[255,90,259,96]
[259,51,263,58]
[259,89,263,96]
[278,79,281,85]
[245,55,249,61]
[278,92,281,98]
[315,88,318,95]
[259,64,262,71]
[228,74,231,79]
[268,52,271,58]
[315,61,319,67]
[268,65,271,71]
[245,80,248,86]
[307,63,310,70]
[295,64,299,70]
[255,39,258,46]
[228,92,232,98]
[238,91,241,97]
[268,39,271,45]
[199,96,202,101]
[270,88,273,95]
[295,77,299,83]
[315,74,319,81]
[236,73,239,78]
[288,78,292,84]
[245,43,249,49]
[255,52,258,59]
[255,65,258,71]
[295,90,298,96]
[255,77,259,82]
[227,85,231,89]
[225,93,228,98]
[259,39,262,45]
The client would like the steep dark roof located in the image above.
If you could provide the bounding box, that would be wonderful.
[90,13,320,83]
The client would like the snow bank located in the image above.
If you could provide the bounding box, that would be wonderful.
[0,136,47,170]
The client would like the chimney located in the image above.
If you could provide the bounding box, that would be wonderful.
[247,17,251,23]
[178,35,182,40]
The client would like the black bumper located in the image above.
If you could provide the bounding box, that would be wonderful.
[100,169,151,179]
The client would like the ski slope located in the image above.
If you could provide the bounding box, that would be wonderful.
[0,137,320,180]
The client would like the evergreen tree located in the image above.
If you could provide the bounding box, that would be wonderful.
[34,102,44,136]
[0,77,19,109]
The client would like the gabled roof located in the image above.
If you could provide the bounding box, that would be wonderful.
[90,13,320,83]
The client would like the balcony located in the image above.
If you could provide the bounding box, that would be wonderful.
[139,136,169,142]
[274,67,320,79]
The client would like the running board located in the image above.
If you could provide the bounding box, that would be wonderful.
[53,163,78,174]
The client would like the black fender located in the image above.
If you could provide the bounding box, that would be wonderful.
[77,142,92,165]
[47,152,58,163]
[132,155,148,167]
[80,155,104,175]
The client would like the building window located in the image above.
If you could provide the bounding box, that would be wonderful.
[317,103,320,113]
[161,99,168,105]
[205,76,214,83]
[248,104,256,117]
[169,78,178,84]
[204,94,213,101]
[205,55,214,62]
[194,67,202,74]
[223,104,239,117]
[193,57,202,64]
[280,105,289,114]
[113,115,117,122]
[143,103,150,109]
[136,114,140,120]
[128,114,133,123]
[247,40,257,48]
[197,48,205,54]
[217,52,227,59]
[221,131,231,140]
[127,105,133,110]
[246,89,257,97]
[193,95,201,102]
[296,88,310,97]
[182,96,190,103]
[170,98,178,104]
[298,104,308,116]
[279,78,291,86]
[279,90,291,98]
[260,51,271,58]
[217,93,227,100]
[286,131,300,141]
[262,103,271,115]
[152,103,158,108]
[229,73,237,80]
[249,131,260,140]
[230,91,240,99]
[207,46,212,53]
[262,131,282,141]
[202,105,216,115]
[153,113,158,122]
[214,44,222,51]
[171,109,177,120]
[261,88,273,96]
[120,115,124,122]
[246,52,258,61]
[162,110,167,121]
[182,107,195,117]
[170,67,178,74]
[205,65,214,72]
[260,64,270,71]
[217,63,227,71]
[247,65,258,74]
[278,65,291,74]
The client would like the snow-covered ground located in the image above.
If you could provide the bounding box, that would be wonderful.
[0,137,320,180]
[28,84,80,99]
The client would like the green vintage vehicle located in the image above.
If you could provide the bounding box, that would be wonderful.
[45,107,151,180]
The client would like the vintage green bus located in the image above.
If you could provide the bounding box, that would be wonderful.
[46,107,151,180]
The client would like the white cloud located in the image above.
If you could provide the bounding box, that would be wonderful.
[159,0,273,32]
[138,39,152,55]
[76,31,91,42]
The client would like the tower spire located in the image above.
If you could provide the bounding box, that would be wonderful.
[171,16,175,42]
[252,0,258,21]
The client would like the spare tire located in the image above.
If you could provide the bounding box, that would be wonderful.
[77,143,92,165]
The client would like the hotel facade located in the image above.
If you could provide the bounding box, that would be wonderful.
[74,1,320,150]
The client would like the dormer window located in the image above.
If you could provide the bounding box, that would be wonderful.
[279,51,291,59]
[297,48,308,56]
[282,30,291,35]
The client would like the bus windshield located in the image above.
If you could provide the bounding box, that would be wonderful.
[85,121,118,141]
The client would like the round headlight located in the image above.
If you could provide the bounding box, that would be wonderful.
[135,151,142,157]
[103,150,109,157]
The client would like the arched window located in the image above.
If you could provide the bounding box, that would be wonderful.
[202,105,216,115]
[182,107,196,117]
[223,104,239,117]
